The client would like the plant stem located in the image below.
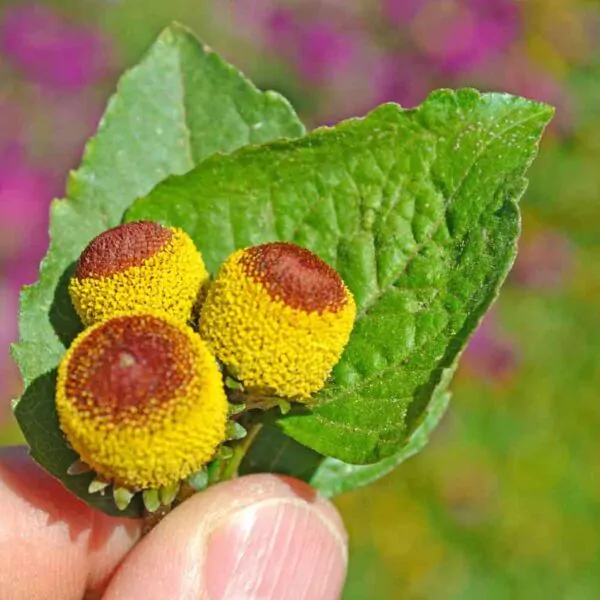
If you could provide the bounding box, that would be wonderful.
[220,421,263,481]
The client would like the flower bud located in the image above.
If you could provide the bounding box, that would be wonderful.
[69,221,207,325]
[200,242,356,399]
[56,313,228,490]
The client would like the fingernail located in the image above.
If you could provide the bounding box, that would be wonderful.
[205,497,347,600]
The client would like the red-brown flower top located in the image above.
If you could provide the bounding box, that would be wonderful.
[200,242,356,399]
[56,313,228,490]
[69,221,208,325]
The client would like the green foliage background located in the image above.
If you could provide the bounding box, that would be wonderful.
[1,1,599,598]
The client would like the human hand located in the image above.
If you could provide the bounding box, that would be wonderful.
[0,446,347,599]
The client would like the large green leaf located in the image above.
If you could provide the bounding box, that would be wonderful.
[240,384,450,498]
[310,386,451,498]
[239,424,324,483]
[241,360,452,497]
[128,90,553,465]
[11,24,304,516]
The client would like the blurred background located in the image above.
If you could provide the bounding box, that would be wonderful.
[0,1,598,598]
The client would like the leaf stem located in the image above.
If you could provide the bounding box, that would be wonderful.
[220,421,263,481]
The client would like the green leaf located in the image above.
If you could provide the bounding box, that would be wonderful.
[240,367,451,497]
[128,89,553,464]
[11,24,304,517]
[310,383,451,498]
[239,423,325,482]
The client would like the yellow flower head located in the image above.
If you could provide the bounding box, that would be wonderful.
[199,242,356,399]
[56,313,228,490]
[69,221,208,326]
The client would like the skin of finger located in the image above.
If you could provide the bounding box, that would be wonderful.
[102,474,348,600]
[0,446,141,600]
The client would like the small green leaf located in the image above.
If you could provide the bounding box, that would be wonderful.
[128,89,553,464]
[225,376,244,391]
[11,24,304,516]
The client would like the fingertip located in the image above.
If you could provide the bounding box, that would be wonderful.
[103,474,348,600]
[0,446,141,599]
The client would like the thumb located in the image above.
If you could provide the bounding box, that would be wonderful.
[102,474,348,600]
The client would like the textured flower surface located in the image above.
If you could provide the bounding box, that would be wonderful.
[56,313,228,490]
[69,221,208,326]
[200,242,356,399]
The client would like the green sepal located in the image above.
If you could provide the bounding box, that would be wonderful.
[142,489,161,513]
[206,460,222,484]
[226,421,247,441]
[187,467,209,491]
[159,482,180,506]
[67,459,92,476]
[113,487,135,511]
[227,402,246,417]
[88,478,110,495]
[225,376,244,391]
[277,399,292,415]
[217,445,234,460]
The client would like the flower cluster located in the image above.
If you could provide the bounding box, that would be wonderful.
[57,221,355,510]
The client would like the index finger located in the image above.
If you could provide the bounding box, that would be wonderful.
[0,446,141,600]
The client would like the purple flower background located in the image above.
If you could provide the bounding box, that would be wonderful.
[0,3,111,419]
[1,1,599,598]
[1,4,110,90]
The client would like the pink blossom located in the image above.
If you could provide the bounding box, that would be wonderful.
[0,281,20,421]
[0,144,55,408]
[373,54,432,108]
[0,144,54,298]
[511,231,573,290]
[266,9,357,84]
[0,94,22,148]
[296,21,356,83]
[265,7,298,49]
[0,145,53,245]
[0,4,111,90]
[382,0,424,24]
[463,312,518,381]
[410,0,519,74]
